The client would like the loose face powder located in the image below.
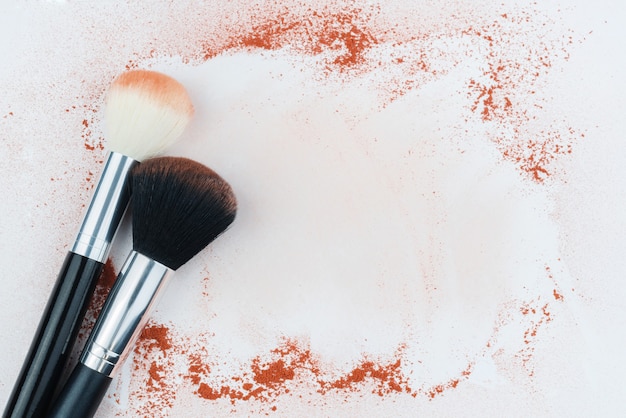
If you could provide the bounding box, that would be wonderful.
[1,1,623,417]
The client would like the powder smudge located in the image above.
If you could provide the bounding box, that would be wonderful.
[323,359,406,394]
[425,364,473,400]
[117,332,477,415]
[127,322,178,416]
[517,300,554,377]
[221,7,379,74]
[45,1,583,415]
[68,100,106,159]
[123,2,582,183]
[112,2,582,186]
[76,258,117,342]
[138,323,173,353]
[461,11,584,182]
[100,1,583,415]
[66,259,117,376]
[553,289,564,301]
[187,3,449,99]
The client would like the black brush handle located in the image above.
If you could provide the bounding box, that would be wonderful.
[3,252,104,418]
[47,363,112,418]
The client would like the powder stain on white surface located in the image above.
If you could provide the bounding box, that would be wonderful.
[1,1,624,417]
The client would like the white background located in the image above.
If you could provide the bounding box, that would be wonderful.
[1,1,625,417]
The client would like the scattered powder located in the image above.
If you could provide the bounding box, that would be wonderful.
[321,358,407,395]
[120,267,564,414]
[425,364,473,400]
[80,104,106,161]
[119,329,477,414]
[138,323,173,353]
[221,7,379,73]
[66,259,117,380]
[176,3,452,98]
[476,264,567,383]
[124,322,178,416]
[0,0,594,416]
[553,289,565,301]
[517,299,554,377]
[546,266,566,301]
[124,2,586,182]
[460,12,585,182]
[76,258,117,342]
[72,1,585,415]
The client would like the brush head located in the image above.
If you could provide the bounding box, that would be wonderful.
[131,157,237,270]
[104,70,194,161]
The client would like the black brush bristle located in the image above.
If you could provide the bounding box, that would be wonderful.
[131,157,237,270]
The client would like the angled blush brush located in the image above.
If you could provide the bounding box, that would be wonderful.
[48,157,237,418]
[3,71,194,418]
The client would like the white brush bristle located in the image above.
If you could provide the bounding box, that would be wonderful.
[104,70,194,161]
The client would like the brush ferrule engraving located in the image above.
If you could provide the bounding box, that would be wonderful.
[72,152,137,262]
[81,251,174,376]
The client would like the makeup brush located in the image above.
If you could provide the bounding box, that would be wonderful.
[48,157,237,418]
[3,71,194,418]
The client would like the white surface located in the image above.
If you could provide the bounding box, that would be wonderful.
[1,1,625,417]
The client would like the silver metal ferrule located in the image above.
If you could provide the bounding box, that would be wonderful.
[81,251,174,376]
[71,152,138,262]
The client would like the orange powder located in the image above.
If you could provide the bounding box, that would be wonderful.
[70,259,118,370]
[122,334,475,413]
[204,8,379,74]
[113,5,585,183]
[73,2,582,414]
[137,324,172,353]
[77,258,117,340]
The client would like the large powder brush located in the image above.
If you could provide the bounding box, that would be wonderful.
[4,70,194,418]
[48,157,237,418]
[132,158,237,270]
